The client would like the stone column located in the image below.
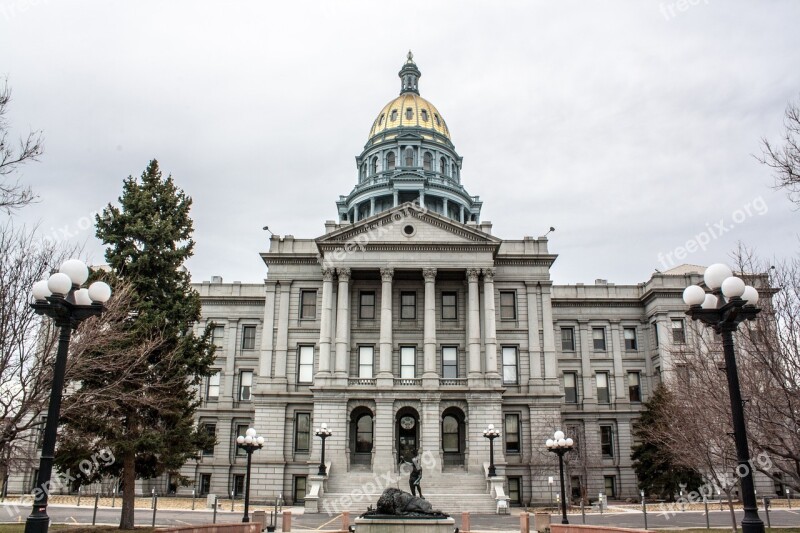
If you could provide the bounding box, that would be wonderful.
[334,268,351,379]
[611,322,626,401]
[579,322,595,404]
[540,284,558,381]
[526,282,543,383]
[420,190,426,207]
[482,268,499,379]
[274,283,291,383]
[393,190,399,207]
[258,281,278,380]
[378,267,394,382]
[370,197,375,217]
[443,197,449,218]
[317,268,335,377]
[421,398,442,473]
[460,205,465,224]
[373,399,395,474]
[467,268,482,380]
[423,268,438,382]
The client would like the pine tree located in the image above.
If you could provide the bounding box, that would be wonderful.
[55,160,215,529]
[631,384,703,501]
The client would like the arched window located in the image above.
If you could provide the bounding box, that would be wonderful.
[356,414,373,453]
[423,152,432,171]
[371,156,378,175]
[434,114,441,126]
[405,108,413,120]
[360,163,366,181]
[405,148,415,167]
[378,114,384,126]
[421,109,428,122]
[387,152,396,170]
[442,415,460,452]
[390,109,398,122]
[451,163,457,179]
[440,157,446,175]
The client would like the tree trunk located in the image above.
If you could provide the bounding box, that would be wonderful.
[119,451,136,529]
[726,490,739,533]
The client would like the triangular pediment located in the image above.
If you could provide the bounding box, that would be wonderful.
[316,203,500,250]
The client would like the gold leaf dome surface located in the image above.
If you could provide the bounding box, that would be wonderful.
[368,93,451,140]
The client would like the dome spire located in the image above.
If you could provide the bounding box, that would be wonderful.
[399,51,421,95]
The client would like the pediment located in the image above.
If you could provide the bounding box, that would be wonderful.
[316,203,500,251]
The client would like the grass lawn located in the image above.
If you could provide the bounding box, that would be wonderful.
[0,526,156,533]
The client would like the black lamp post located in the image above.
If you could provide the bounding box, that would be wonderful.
[546,430,574,525]
[236,428,264,523]
[25,260,112,533]
[483,424,501,477]
[315,423,332,475]
[683,263,765,533]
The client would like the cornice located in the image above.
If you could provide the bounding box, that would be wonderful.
[200,297,265,306]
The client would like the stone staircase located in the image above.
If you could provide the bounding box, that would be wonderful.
[320,468,498,515]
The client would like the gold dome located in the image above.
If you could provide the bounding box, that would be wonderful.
[368,93,451,140]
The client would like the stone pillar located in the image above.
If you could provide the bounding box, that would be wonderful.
[420,190,426,207]
[370,197,375,217]
[423,268,438,381]
[317,268,335,377]
[258,281,278,380]
[460,205,465,224]
[579,322,595,404]
[611,322,626,401]
[378,267,394,382]
[482,268,499,379]
[393,190,399,207]
[421,398,442,473]
[274,283,291,382]
[373,399,395,473]
[526,282,543,383]
[443,197,448,218]
[540,284,558,381]
[334,268,351,378]
[467,268,482,380]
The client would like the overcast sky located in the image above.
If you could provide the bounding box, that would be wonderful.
[2,0,799,285]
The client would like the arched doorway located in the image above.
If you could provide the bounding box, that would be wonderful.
[442,407,466,466]
[395,407,420,464]
[350,406,374,467]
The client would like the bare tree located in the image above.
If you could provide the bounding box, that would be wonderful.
[0,79,42,213]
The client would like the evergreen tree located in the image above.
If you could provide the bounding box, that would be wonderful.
[55,160,215,529]
[631,384,704,501]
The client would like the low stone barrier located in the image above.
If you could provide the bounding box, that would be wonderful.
[161,523,261,533]
[550,525,651,533]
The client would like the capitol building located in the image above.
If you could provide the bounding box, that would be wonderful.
[168,53,711,513]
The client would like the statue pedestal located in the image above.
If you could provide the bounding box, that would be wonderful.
[354,517,456,533]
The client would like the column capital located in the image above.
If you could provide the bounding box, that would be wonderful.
[380,267,395,281]
[322,268,335,282]
[466,268,481,282]
[482,267,496,281]
[336,267,351,282]
[422,268,437,281]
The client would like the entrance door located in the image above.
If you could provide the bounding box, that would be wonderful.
[397,413,418,464]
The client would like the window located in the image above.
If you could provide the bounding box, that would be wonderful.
[500,291,516,320]
[294,476,307,504]
[571,476,583,501]
[434,113,441,126]
[212,325,224,348]
[241,326,256,350]
[401,292,416,319]
[36,416,46,450]
[297,346,314,383]
[593,328,606,351]
[504,414,520,453]
[239,371,252,401]
[596,372,610,404]
[624,328,637,350]
[378,113,384,126]
[387,151,395,170]
[300,290,317,319]
[421,109,428,121]
[355,414,373,452]
[654,366,662,386]
[604,476,617,498]
[232,474,245,497]
[600,426,614,457]
[207,372,220,400]
[404,147,414,166]
[359,346,374,378]
[502,346,518,384]
[442,415,460,452]
[294,413,310,452]
[561,327,575,351]
[564,372,578,403]
[442,292,457,320]
[390,109,398,121]
[508,477,521,505]
[672,319,686,343]
[628,372,641,402]
[405,107,413,120]
[235,423,249,456]
[442,347,458,379]
[202,423,216,456]
[371,156,378,175]
[439,157,446,174]
[400,346,416,379]
[423,152,432,171]
[199,474,211,496]
[359,291,376,319]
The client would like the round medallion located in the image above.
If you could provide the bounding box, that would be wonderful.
[400,416,415,430]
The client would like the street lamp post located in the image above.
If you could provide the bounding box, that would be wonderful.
[546,430,574,525]
[315,423,332,475]
[236,428,265,523]
[682,263,765,533]
[25,260,112,533]
[483,424,501,477]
